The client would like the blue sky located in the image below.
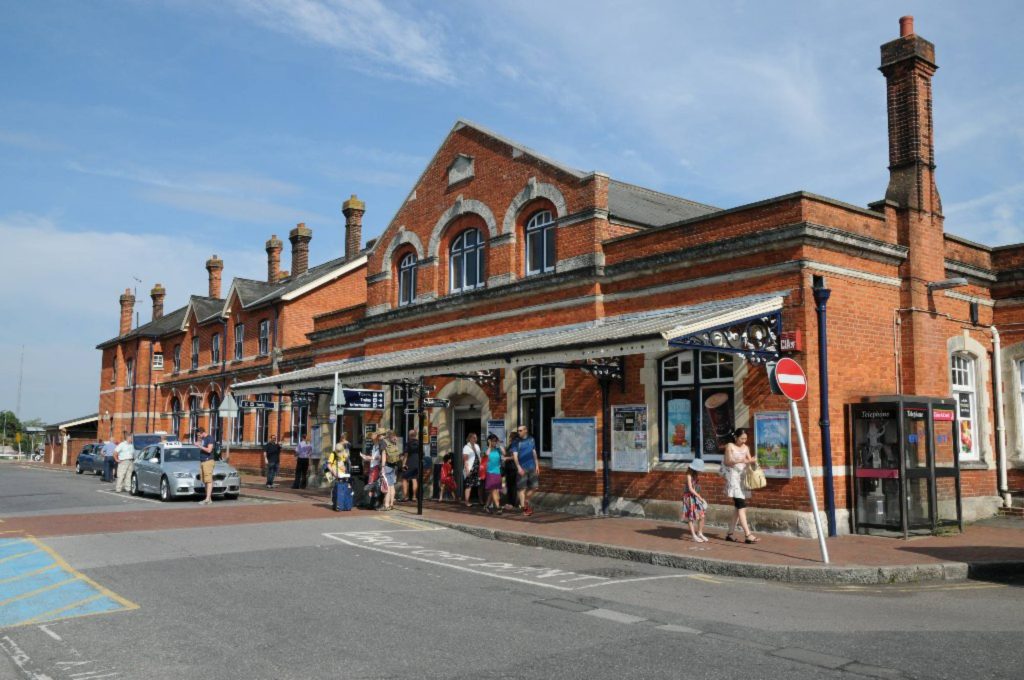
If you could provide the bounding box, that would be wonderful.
[2,0,1022,423]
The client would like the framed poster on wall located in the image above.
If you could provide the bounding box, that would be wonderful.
[551,417,597,471]
[611,405,649,472]
[754,411,792,478]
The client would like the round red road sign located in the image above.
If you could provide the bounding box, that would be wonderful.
[773,358,807,401]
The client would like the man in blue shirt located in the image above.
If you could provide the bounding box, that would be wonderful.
[101,438,117,482]
[196,427,216,505]
[511,425,540,516]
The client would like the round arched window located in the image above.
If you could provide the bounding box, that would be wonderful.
[450,228,485,292]
[525,210,555,275]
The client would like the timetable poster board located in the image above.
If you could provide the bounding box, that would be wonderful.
[551,417,597,471]
[754,411,792,478]
[611,405,649,472]
[487,419,507,447]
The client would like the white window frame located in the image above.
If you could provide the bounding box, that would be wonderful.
[254,393,273,445]
[258,320,270,356]
[951,352,979,462]
[125,358,134,388]
[170,397,182,439]
[234,323,244,361]
[152,353,163,370]
[660,350,735,462]
[519,366,556,457]
[209,393,221,443]
[211,333,220,365]
[191,337,199,370]
[525,210,556,276]
[173,344,181,373]
[290,401,309,445]
[188,395,201,441]
[231,408,246,444]
[449,228,486,293]
[398,253,417,306]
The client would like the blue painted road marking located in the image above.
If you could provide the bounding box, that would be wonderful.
[0,536,138,628]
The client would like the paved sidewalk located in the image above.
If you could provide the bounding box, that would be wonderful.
[387,500,1024,585]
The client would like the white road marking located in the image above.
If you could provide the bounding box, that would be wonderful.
[573,574,693,589]
[584,608,647,624]
[37,625,61,641]
[95,490,161,504]
[658,624,703,634]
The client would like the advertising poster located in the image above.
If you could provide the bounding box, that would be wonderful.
[754,411,792,478]
[487,419,507,447]
[611,405,649,472]
[664,397,692,461]
[551,417,597,471]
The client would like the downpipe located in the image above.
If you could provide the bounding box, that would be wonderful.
[991,326,1011,508]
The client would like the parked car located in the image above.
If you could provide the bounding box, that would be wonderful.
[131,431,179,454]
[75,444,105,475]
[130,441,240,502]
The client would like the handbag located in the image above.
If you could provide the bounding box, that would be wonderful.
[743,462,767,490]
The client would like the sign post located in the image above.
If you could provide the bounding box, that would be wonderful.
[218,392,239,462]
[771,358,829,564]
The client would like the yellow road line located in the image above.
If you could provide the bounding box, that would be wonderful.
[26,535,139,611]
[0,575,80,608]
[0,548,42,565]
[0,563,59,585]
[688,574,725,584]
[379,514,435,530]
[20,593,105,626]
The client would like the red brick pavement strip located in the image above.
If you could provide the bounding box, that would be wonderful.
[393,502,1024,584]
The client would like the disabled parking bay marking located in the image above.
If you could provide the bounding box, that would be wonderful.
[0,536,138,629]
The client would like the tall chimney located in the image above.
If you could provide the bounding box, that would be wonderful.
[119,288,135,335]
[342,194,365,261]
[205,255,224,298]
[266,234,283,282]
[289,222,312,276]
[150,283,166,321]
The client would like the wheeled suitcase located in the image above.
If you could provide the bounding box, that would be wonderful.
[333,476,354,511]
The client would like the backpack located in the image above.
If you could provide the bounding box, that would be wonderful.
[384,439,401,466]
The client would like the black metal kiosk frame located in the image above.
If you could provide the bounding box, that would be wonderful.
[848,396,963,538]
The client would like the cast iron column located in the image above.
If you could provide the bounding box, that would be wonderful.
[600,377,611,515]
[813,281,838,537]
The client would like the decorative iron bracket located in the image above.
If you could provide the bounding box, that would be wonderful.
[668,311,782,364]
[436,369,501,390]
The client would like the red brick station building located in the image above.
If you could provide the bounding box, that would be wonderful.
[96,18,1021,536]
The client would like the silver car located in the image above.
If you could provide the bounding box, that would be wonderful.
[130,442,241,502]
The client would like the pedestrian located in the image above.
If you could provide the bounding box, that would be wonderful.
[432,442,444,501]
[113,433,135,493]
[503,431,520,509]
[196,426,216,505]
[292,435,313,489]
[682,458,708,542]
[483,433,504,514]
[333,432,351,483]
[360,432,384,509]
[401,428,421,503]
[439,453,456,501]
[381,430,400,509]
[511,425,540,516]
[264,435,282,488]
[722,428,759,543]
[102,436,117,482]
[327,442,350,510]
[462,432,481,507]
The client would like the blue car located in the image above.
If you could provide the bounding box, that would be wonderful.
[75,444,106,475]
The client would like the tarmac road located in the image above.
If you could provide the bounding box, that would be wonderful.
[1,465,1022,680]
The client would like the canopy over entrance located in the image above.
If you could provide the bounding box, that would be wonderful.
[232,292,787,392]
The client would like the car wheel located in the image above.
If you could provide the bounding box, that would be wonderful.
[130,474,141,497]
[159,476,173,502]
[76,462,83,474]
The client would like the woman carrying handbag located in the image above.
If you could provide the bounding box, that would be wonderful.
[722,428,760,543]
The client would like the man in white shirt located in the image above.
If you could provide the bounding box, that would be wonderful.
[462,432,481,507]
[113,434,135,493]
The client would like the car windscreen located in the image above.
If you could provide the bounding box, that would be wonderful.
[133,435,164,449]
[162,447,202,463]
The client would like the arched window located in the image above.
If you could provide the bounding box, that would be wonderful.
[170,398,183,440]
[450,228,485,292]
[660,350,735,461]
[398,253,417,306]
[525,210,555,275]
[951,353,979,462]
[188,395,201,441]
[209,393,222,444]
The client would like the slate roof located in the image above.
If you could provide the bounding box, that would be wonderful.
[607,180,720,228]
[231,255,350,309]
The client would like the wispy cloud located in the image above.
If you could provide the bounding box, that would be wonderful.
[0,129,65,152]
[227,0,454,83]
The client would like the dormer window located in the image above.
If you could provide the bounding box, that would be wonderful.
[211,333,221,364]
[191,337,199,370]
[525,210,555,275]
[450,228,485,293]
[398,253,417,307]
[258,320,270,356]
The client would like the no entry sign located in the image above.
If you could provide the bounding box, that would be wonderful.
[772,358,808,401]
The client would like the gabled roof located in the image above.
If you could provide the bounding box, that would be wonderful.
[453,119,587,179]
[96,305,190,349]
[607,179,720,228]
[48,413,98,429]
[223,255,366,315]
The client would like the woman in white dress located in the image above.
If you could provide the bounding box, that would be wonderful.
[722,428,759,543]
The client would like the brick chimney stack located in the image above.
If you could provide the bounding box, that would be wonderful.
[119,288,135,335]
[289,222,312,277]
[266,235,283,282]
[205,255,224,298]
[342,194,365,261]
[150,283,166,321]
[880,16,946,396]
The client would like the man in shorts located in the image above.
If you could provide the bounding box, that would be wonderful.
[196,427,216,505]
[511,425,540,515]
